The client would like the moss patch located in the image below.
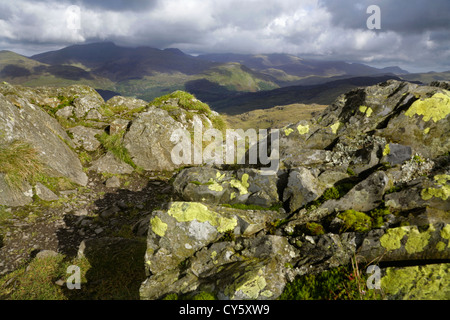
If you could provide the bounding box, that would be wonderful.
[338,210,372,233]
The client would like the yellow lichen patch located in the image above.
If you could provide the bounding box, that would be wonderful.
[381,264,450,299]
[225,269,267,299]
[230,173,250,195]
[423,127,430,135]
[297,124,309,135]
[216,171,226,181]
[167,202,237,233]
[150,216,168,237]
[359,105,373,117]
[421,174,450,201]
[284,128,294,136]
[208,179,224,192]
[383,144,390,156]
[380,227,407,251]
[436,241,447,251]
[441,224,450,249]
[329,121,343,134]
[434,174,450,185]
[404,225,433,254]
[421,185,450,201]
[404,92,450,122]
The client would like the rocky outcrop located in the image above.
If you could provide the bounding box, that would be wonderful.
[139,80,449,300]
[0,80,448,300]
[0,84,88,203]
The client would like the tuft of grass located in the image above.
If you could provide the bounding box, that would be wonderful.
[0,140,45,189]
[0,254,68,300]
[97,131,136,169]
[150,90,211,114]
[279,263,383,300]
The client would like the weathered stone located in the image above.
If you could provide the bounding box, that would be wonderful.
[35,182,58,201]
[105,176,121,188]
[173,167,279,207]
[0,92,88,186]
[381,143,412,166]
[283,167,322,213]
[55,106,74,119]
[89,152,134,175]
[322,171,390,212]
[73,94,104,119]
[67,126,103,152]
[106,96,147,111]
[110,119,130,135]
[0,174,33,207]
[123,107,188,172]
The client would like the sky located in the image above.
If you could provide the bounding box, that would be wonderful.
[0,0,449,73]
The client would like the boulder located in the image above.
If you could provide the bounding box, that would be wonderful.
[173,167,279,207]
[322,170,390,213]
[35,182,58,201]
[123,107,189,172]
[0,93,88,187]
[283,167,322,213]
[0,174,33,207]
[67,126,103,152]
[89,152,134,175]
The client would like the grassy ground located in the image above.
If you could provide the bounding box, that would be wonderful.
[224,103,327,130]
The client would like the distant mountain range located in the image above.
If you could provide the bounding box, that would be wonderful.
[1,42,448,114]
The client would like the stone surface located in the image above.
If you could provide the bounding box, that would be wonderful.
[89,152,134,175]
[0,88,88,186]
[0,174,33,206]
[35,182,59,201]
[67,126,103,152]
[123,107,189,172]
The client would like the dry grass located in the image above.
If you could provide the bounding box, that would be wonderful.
[0,140,45,189]
[223,103,327,130]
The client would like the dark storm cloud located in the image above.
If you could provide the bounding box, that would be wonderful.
[0,0,448,72]
[318,0,450,34]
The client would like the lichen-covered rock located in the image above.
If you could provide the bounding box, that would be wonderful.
[385,174,450,213]
[358,223,450,263]
[173,167,279,207]
[145,202,239,275]
[381,263,450,300]
[279,80,450,168]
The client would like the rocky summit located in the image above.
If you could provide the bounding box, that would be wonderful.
[0,80,449,300]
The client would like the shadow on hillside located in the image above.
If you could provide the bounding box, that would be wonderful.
[56,177,175,300]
